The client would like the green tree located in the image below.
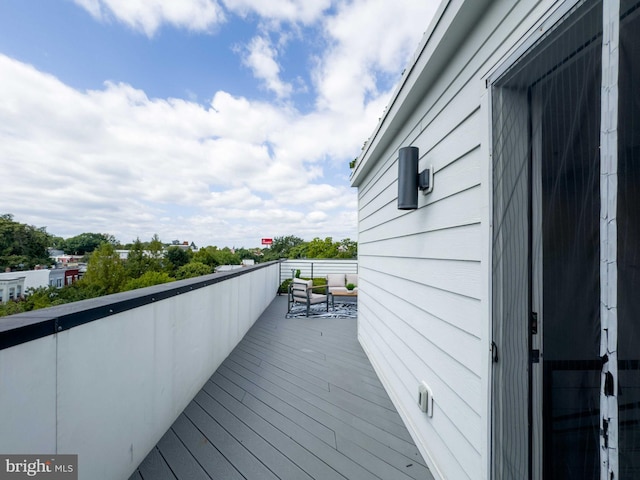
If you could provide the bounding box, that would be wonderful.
[123,271,174,291]
[305,237,339,258]
[49,282,101,304]
[288,242,308,259]
[193,246,221,268]
[263,235,305,260]
[337,238,358,258]
[124,238,151,278]
[233,247,258,263]
[0,299,26,317]
[0,282,102,318]
[165,246,192,275]
[82,243,126,294]
[0,213,53,270]
[215,247,240,265]
[63,232,117,255]
[175,262,212,280]
[49,236,66,250]
[21,286,62,310]
[146,233,165,272]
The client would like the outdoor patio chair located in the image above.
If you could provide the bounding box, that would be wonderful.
[288,278,329,317]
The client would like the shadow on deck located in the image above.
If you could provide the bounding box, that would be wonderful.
[129,295,433,480]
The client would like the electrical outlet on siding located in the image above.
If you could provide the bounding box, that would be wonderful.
[418,381,434,417]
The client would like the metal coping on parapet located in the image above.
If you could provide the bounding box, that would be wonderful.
[0,261,281,351]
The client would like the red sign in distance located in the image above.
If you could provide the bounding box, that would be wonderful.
[261,238,273,245]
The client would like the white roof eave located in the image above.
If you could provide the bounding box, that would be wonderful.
[351,0,491,186]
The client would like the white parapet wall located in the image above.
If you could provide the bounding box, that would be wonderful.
[0,262,280,480]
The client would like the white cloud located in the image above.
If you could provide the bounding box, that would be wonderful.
[243,36,293,99]
[2,0,440,247]
[222,0,332,24]
[0,54,358,246]
[71,0,332,37]
[307,211,328,223]
[313,0,439,114]
[73,0,226,36]
[205,187,263,209]
[326,0,435,72]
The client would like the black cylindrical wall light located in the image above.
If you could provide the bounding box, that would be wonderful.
[398,146,419,210]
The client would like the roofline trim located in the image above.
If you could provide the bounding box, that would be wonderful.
[351,0,492,186]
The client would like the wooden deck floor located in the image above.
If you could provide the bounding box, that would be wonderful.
[129,296,433,480]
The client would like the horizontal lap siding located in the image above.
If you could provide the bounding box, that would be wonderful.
[357,116,484,479]
[359,276,483,400]
[360,184,481,239]
[358,311,478,480]
[361,265,482,339]
[359,224,482,262]
[355,1,555,478]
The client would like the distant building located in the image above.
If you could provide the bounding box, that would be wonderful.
[0,267,80,292]
[64,268,80,286]
[117,241,197,261]
[0,269,51,291]
[172,241,197,251]
[0,277,25,303]
[115,250,130,260]
[51,254,84,265]
[49,269,65,289]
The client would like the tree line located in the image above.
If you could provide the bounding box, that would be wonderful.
[0,214,356,317]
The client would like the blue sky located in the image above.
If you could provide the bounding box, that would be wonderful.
[0,0,439,248]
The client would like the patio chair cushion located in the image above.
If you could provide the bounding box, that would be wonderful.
[292,278,312,289]
[291,278,312,299]
[326,274,346,288]
[307,292,329,304]
[345,274,358,287]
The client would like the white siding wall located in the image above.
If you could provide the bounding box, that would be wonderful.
[353,1,565,478]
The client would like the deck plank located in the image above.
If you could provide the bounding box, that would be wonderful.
[171,413,243,480]
[217,362,427,471]
[131,295,432,479]
[194,389,314,480]
[238,332,391,401]
[184,401,280,480]
[135,446,176,480]
[222,355,415,445]
[156,428,210,480]
[211,370,337,447]
[201,380,347,480]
